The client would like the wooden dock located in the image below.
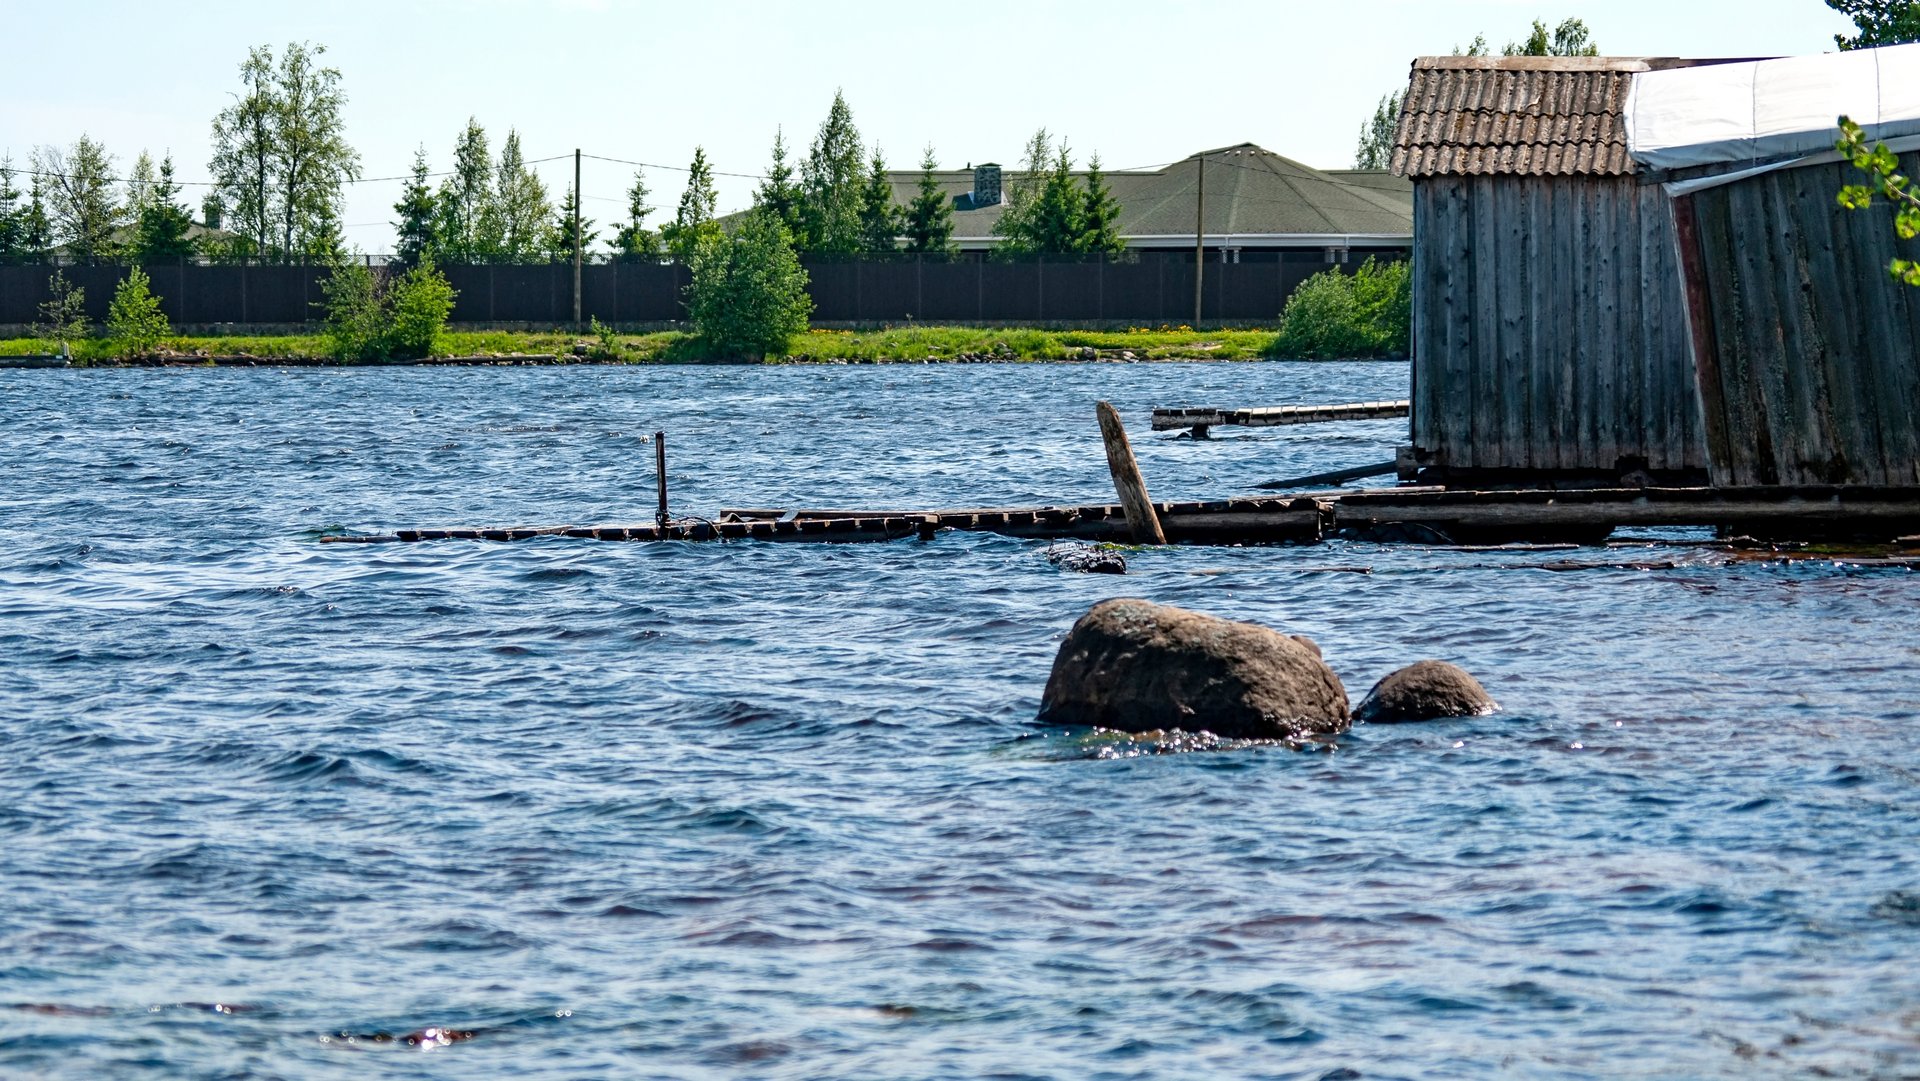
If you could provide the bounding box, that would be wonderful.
[1152,400,1410,434]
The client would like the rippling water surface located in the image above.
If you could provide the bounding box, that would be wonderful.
[4,362,1919,1080]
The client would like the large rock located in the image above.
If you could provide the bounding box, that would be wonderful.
[1037,598,1349,739]
[1353,660,1497,723]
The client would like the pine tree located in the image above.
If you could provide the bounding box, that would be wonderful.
[392,147,438,269]
[435,118,493,263]
[663,146,720,262]
[24,174,53,262]
[1829,0,1920,47]
[490,129,551,261]
[130,155,197,264]
[0,157,27,264]
[754,128,806,248]
[611,168,658,262]
[994,133,1088,255]
[857,148,901,252]
[549,183,599,264]
[1078,153,1125,254]
[901,145,954,254]
[799,90,865,254]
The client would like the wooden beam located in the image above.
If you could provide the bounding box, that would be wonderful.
[1096,401,1167,544]
[1152,400,1411,431]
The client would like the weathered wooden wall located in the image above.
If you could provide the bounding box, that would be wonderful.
[1410,174,1706,479]
[1677,156,1920,487]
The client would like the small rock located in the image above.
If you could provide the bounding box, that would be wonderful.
[1038,599,1349,739]
[1353,660,1497,723]
[1045,543,1126,575]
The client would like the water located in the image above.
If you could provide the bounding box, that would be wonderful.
[3,362,1918,1080]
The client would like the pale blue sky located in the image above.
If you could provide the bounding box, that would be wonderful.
[3,0,1858,253]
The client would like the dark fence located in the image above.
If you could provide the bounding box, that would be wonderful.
[0,252,1402,328]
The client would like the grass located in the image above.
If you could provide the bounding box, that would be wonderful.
[0,324,1331,364]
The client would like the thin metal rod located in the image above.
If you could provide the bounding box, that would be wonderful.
[655,430,668,528]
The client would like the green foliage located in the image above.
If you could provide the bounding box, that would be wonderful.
[35,271,88,343]
[434,118,493,263]
[1271,257,1411,358]
[130,155,198,264]
[589,316,620,357]
[857,148,901,252]
[685,208,812,358]
[1829,0,1920,48]
[611,168,659,262]
[1502,17,1598,56]
[209,42,360,263]
[663,147,721,262]
[1454,33,1490,56]
[1837,115,1920,284]
[0,157,31,263]
[33,135,122,262]
[550,183,599,263]
[106,267,171,356]
[392,147,438,269]
[994,131,1125,255]
[489,130,552,261]
[902,146,955,254]
[322,258,457,361]
[754,129,807,249]
[1355,91,1405,170]
[799,90,866,254]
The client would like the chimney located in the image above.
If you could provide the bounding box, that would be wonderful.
[973,163,1002,207]
[201,193,223,232]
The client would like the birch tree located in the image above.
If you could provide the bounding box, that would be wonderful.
[209,46,279,260]
[490,130,551,261]
[435,119,493,263]
[33,136,122,262]
[270,43,359,260]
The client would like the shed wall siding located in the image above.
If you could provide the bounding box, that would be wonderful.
[1411,174,1706,474]
[1683,156,1920,487]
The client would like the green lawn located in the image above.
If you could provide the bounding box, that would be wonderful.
[0,325,1329,364]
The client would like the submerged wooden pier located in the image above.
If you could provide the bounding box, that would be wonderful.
[1153,400,1409,436]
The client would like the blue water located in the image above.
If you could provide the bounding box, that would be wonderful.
[3,362,1918,1080]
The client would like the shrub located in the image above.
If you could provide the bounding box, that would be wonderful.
[685,208,811,359]
[34,271,88,344]
[1271,256,1410,359]
[321,258,457,362]
[106,267,171,357]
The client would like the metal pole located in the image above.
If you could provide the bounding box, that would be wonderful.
[654,430,668,530]
[1193,152,1205,329]
[573,148,583,333]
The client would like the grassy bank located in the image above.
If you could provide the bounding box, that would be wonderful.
[0,325,1341,365]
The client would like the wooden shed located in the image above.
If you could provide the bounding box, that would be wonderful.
[1391,56,1722,487]
[1629,45,1920,487]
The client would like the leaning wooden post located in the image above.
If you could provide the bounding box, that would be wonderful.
[1096,401,1166,545]
[654,430,669,531]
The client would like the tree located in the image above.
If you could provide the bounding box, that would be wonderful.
[106,266,170,355]
[489,129,550,261]
[208,46,279,262]
[662,146,720,262]
[271,43,359,261]
[33,136,122,262]
[1829,0,1920,47]
[0,157,28,264]
[34,271,87,342]
[994,131,1088,255]
[1837,115,1920,284]
[901,145,954,254]
[549,183,599,263]
[23,175,53,262]
[1454,33,1490,56]
[321,257,457,361]
[124,151,157,224]
[435,118,493,263]
[130,155,198,264]
[685,207,812,358]
[754,128,806,248]
[611,168,658,262]
[1504,17,1599,56]
[857,148,901,252]
[1355,90,1405,169]
[1080,154,1125,255]
[1272,257,1411,358]
[799,90,865,254]
[392,147,438,270]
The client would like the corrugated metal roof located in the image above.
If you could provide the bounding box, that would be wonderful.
[1392,57,1661,177]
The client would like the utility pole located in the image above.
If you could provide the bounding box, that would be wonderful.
[573,148,583,333]
[1193,151,1205,329]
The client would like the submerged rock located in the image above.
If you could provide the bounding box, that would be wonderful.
[1037,598,1349,739]
[1354,660,1497,723]
[1046,542,1126,575]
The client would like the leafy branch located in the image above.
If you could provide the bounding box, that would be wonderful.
[1836,114,1920,285]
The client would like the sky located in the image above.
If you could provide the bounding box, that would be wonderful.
[2,0,1860,254]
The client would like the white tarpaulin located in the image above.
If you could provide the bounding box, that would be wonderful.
[1625,43,1920,171]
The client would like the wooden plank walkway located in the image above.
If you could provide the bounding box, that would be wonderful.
[1151,400,1410,432]
[319,486,1920,547]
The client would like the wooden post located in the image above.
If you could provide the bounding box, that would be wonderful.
[1193,152,1205,329]
[1096,401,1166,545]
[573,149,583,333]
[655,430,668,529]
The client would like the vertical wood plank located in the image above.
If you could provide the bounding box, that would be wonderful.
[1470,175,1503,469]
